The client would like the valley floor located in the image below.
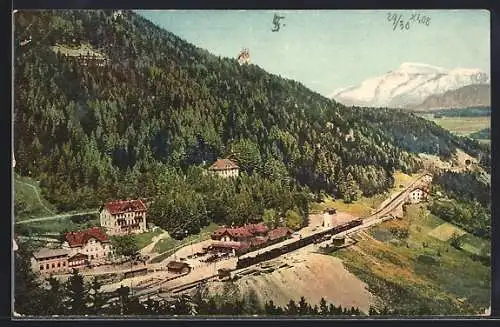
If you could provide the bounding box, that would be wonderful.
[418,114,490,140]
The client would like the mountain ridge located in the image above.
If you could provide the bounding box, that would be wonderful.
[330,62,489,109]
[13,10,489,212]
[411,84,490,111]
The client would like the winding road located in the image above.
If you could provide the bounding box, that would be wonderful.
[15,178,99,224]
[15,210,99,224]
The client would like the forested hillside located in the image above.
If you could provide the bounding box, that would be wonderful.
[13,10,489,233]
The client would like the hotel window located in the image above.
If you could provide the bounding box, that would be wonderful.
[46,264,49,269]
[40,265,44,270]
[57,262,60,267]
[63,262,66,267]
[52,263,55,268]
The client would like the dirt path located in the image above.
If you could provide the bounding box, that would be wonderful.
[16,209,99,224]
[17,180,55,216]
[140,231,170,256]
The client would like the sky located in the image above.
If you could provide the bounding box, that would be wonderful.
[136,10,490,97]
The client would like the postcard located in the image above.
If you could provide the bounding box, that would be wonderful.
[12,9,491,318]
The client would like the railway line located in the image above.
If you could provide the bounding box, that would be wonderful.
[120,173,432,300]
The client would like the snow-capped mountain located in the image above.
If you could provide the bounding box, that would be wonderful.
[330,62,490,109]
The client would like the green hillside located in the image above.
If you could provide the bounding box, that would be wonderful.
[14,10,489,235]
[14,174,56,220]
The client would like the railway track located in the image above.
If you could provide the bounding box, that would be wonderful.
[114,173,433,299]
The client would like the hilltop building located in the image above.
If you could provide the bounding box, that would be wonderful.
[237,48,250,65]
[100,199,148,236]
[208,158,239,178]
[51,45,108,67]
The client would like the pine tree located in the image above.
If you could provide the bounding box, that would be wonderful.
[298,296,309,315]
[13,246,46,315]
[343,172,360,204]
[88,278,107,314]
[45,276,67,315]
[245,289,261,314]
[319,297,329,315]
[286,299,298,315]
[65,269,88,315]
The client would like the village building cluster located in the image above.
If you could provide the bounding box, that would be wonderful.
[26,157,241,276]
[207,223,293,256]
[31,199,148,276]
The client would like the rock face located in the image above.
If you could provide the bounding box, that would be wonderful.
[206,252,379,313]
[411,84,490,111]
[330,62,489,109]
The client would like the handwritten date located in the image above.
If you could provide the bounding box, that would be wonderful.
[387,12,431,31]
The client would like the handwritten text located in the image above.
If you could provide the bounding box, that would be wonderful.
[387,12,431,31]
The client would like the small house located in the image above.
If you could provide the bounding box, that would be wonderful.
[67,253,89,269]
[32,248,70,275]
[166,261,191,274]
[322,208,337,228]
[208,158,239,178]
[332,236,345,247]
[267,227,293,242]
[408,187,429,204]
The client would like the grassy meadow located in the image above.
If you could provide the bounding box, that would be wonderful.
[310,171,422,218]
[419,114,490,138]
[332,203,490,315]
[14,174,57,221]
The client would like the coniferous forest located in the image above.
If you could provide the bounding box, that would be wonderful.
[14,10,490,236]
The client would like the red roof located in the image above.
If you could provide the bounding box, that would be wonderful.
[213,227,229,237]
[209,158,239,171]
[104,199,147,215]
[211,241,242,250]
[245,223,269,234]
[268,227,292,240]
[212,227,253,239]
[227,227,253,238]
[65,227,109,248]
[212,223,268,239]
[250,236,269,247]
